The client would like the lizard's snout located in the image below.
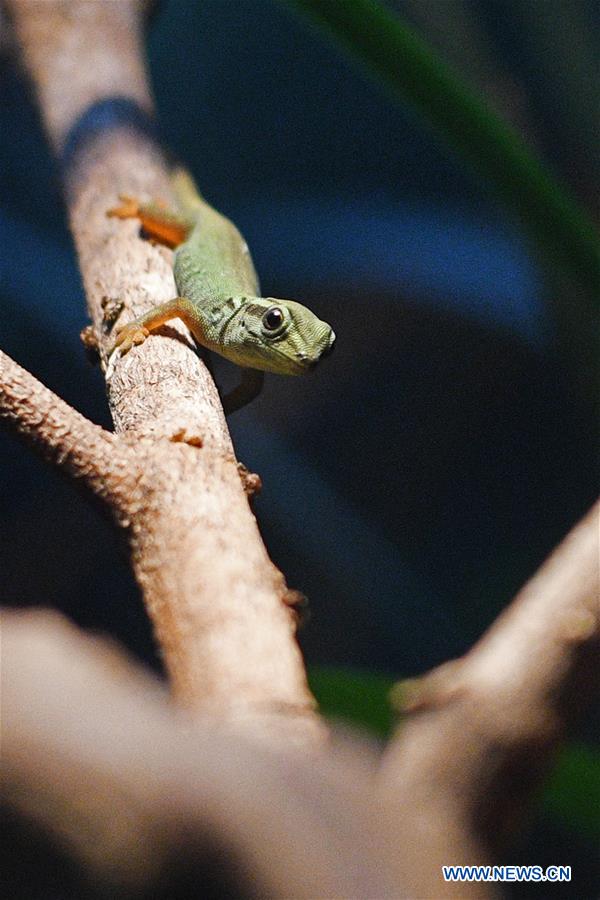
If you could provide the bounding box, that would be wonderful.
[321,333,336,358]
[305,331,336,370]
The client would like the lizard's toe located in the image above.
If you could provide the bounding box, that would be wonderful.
[112,324,149,354]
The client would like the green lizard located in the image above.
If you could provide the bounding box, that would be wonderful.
[107,168,335,413]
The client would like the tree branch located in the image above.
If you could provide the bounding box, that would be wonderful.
[8,0,153,155]
[380,499,600,895]
[3,490,596,898]
[0,348,129,510]
[8,0,323,742]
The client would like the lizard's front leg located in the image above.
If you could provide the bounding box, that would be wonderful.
[112,297,197,354]
[113,299,265,414]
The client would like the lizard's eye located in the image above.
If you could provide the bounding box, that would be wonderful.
[262,307,284,331]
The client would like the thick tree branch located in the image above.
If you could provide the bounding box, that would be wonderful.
[8,0,322,742]
[380,499,600,895]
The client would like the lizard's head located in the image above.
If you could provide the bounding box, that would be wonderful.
[221,297,335,375]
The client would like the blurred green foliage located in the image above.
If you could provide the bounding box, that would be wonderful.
[308,665,397,738]
[543,743,600,842]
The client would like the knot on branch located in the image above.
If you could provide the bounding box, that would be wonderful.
[237,461,262,498]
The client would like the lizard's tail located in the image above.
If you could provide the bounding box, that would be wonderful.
[170,166,203,216]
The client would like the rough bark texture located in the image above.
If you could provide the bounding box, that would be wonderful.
[0,348,126,511]
[8,0,322,742]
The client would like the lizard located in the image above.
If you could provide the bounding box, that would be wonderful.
[107,168,336,413]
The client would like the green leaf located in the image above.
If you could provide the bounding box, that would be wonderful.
[308,665,397,738]
[287,0,600,295]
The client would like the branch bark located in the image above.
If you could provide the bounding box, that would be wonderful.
[1,609,405,899]
[0,348,129,515]
[7,0,322,743]
[5,496,597,897]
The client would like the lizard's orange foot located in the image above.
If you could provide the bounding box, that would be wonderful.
[107,195,140,220]
[112,322,149,354]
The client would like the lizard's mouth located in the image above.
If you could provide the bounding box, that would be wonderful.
[300,330,336,370]
[264,343,307,374]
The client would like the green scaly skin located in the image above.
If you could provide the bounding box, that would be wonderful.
[109,168,335,413]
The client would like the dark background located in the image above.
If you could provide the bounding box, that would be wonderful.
[1,0,598,896]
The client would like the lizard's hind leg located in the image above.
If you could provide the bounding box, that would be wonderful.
[222,368,265,415]
[107,195,192,249]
